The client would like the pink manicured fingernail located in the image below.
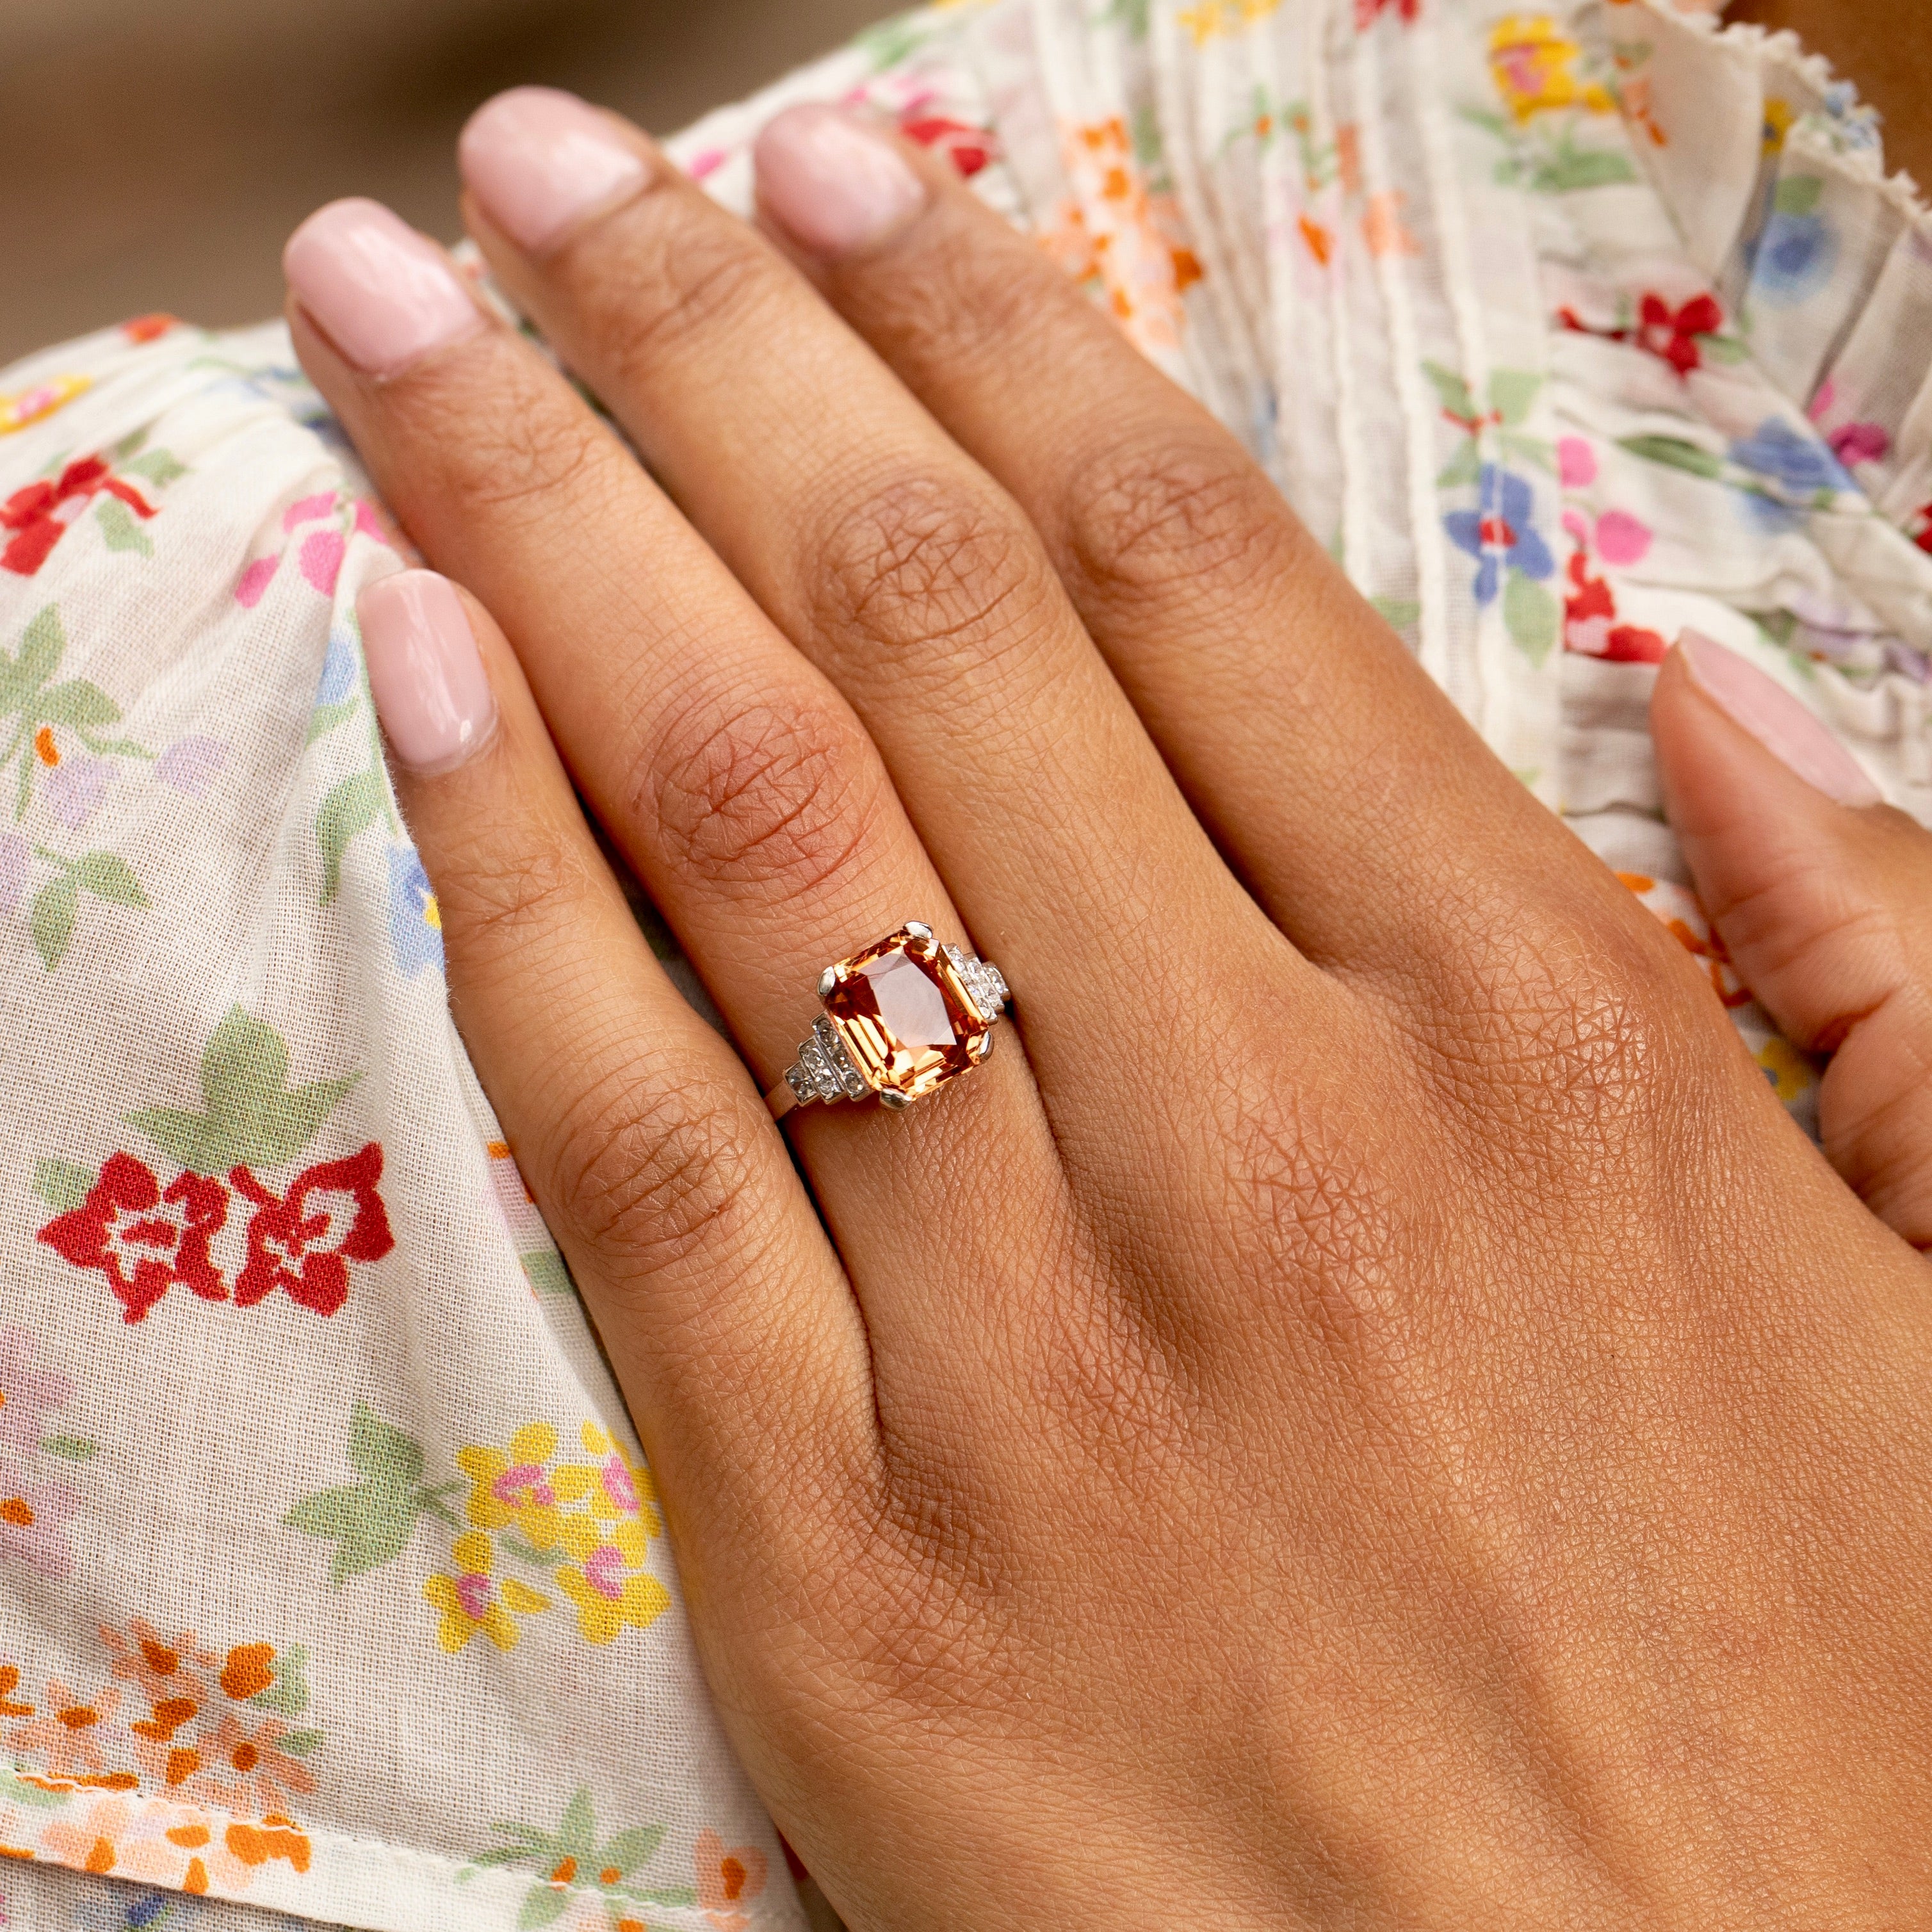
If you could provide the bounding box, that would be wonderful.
[359,571,498,774]
[459,87,649,254]
[1678,629,1880,806]
[284,199,482,377]
[754,104,927,260]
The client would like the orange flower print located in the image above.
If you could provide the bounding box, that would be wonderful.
[102,1617,213,1704]
[696,1828,769,1931]
[4,1678,131,1784]
[38,1794,181,1885]
[183,1711,318,1818]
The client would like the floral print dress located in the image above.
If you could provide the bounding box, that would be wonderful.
[3,0,1930,1926]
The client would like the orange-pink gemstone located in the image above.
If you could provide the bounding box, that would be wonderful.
[822,927,989,1102]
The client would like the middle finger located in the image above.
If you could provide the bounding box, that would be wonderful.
[450,90,1307,1107]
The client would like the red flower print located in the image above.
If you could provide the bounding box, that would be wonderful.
[1355,0,1420,24]
[120,313,179,345]
[1563,549,1666,663]
[2,456,156,578]
[1636,292,1722,376]
[231,1142,394,1316]
[1558,291,1725,378]
[37,1155,228,1324]
[899,111,998,178]
[1910,501,1932,556]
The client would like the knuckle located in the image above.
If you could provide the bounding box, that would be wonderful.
[1065,428,1290,611]
[418,371,615,530]
[643,686,885,902]
[590,193,789,379]
[812,467,1048,674]
[545,1067,763,1281]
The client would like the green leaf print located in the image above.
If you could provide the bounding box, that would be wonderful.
[1107,0,1152,37]
[1436,441,1482,490]
[474,1789,696,1925]
[0,606,154,822]
[121,446,189,487]
[1422,361,1478,423]
[1502,570,1559,667]
[38,1434,99,1461]
[284,1402,463,1586]
[855,10,931,70]
[521,1250,576,1297]
[1618,434,1726,480]
[95,495,154,556]
[317,768,386,904]
[32,1155,96,1212]
[248,1640,313,1715]
[1774,174,1824,216]
[29,875,78,969]
[1488,369,1543,428]
[126,1005,361,1174]
[74,851,149,908]
[0,1767,71,1810]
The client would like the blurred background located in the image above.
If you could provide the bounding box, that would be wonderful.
[0,0,898,366]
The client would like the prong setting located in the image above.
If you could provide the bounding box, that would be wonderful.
[769,924,1012,1120]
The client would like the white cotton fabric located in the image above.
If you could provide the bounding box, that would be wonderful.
[2,0,1930,1926]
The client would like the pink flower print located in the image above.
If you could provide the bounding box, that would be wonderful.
[40,753,110,830]
[234,556,279,608]
[1827,421,1888,466]
[156,736,228,798]
[695,1828,768,1932]
[6,1679,122,1779]
[686,147,729,181]
[0,1468,80,1578]
[300,529,346,596]
[0,1329,74,1452]
[601,1453,639,1515]
[1594,510,1652,567]
[0,831,26,915]
[494,1461,558,1511]
[1557,435,1598,489]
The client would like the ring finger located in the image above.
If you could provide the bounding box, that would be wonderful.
[282,199,1068,1338]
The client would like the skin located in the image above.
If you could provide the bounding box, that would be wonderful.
[285,48,1932,1932]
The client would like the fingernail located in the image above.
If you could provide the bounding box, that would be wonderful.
[284,199,482,377]
[359,571,498,774]
[1677,629,1881,806]
[459,87,649,255]
[754,104,927,261]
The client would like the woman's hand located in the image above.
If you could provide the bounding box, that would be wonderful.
[284,93,1932,1931]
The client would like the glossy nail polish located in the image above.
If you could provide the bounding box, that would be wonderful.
[283,200,482,377]
[359,571,498,774]
[459,88,651,255]
[754,104,927,260]
[1678,628,1880,806]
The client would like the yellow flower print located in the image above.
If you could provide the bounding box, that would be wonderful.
[552,1422,664,1535]
[1763,95,1795,153]
[424,1532,549,1652]
[0,374,90,436]
[1756,1035,1816,1105]
[456,1422,564,1541]
[555,1559,670,1647]
[1177,0,1283,45]
[1488,17,1615,122]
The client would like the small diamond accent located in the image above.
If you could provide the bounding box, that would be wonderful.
[797,1037,843,1103]
[786,1064,814,1105]
[815,1018,870,1100]
[945,946,1008,1024]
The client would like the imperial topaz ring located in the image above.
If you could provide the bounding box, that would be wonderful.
[766,923,1011,1119]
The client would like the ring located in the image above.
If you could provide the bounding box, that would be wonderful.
[766,923,1011,1120]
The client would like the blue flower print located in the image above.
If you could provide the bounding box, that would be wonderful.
[1754,208,1839,305]
[314,631,357,708]
[388,845,444,978]
[1729,418,1856,498]
[1443,466,1554,606]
